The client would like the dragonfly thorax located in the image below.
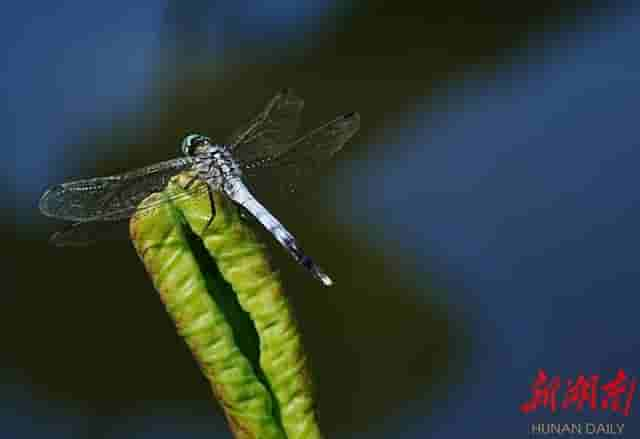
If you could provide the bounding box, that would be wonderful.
[181,133,241,183]
[189,143,242,190]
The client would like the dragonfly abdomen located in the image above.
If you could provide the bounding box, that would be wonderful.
[224,180,333,286]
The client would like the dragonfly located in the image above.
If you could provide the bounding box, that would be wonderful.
[39,89,360,286]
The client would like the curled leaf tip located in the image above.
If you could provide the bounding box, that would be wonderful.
[130,173,323,438]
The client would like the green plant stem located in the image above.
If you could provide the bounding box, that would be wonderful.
[130,174,323,438]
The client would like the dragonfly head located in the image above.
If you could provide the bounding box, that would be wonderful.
[181,133,211,156]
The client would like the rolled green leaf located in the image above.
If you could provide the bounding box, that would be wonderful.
[130,174,323,439]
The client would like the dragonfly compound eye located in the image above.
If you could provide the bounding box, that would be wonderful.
[181,134,210,156]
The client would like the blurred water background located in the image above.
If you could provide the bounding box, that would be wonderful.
[3,1,640,438]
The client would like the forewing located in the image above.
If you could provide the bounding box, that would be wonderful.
[241,112,360,194]
[228,88,304,163]
[39,157,200,221]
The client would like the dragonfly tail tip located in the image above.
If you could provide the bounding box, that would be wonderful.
[318,272,333,287]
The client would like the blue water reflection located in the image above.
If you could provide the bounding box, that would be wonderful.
[338,10,640,438]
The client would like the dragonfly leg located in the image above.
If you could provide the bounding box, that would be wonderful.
[202,187,216,232]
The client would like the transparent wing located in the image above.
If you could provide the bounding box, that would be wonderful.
[241,112,360,194]
[39,157,209,221]
[227,88,304,163]
[49,220,131,247]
